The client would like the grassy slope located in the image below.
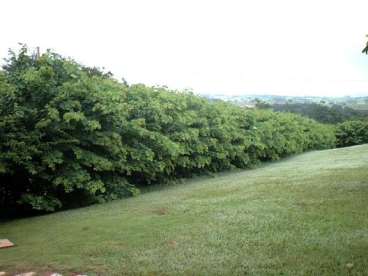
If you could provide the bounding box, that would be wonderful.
[1,145,368,275]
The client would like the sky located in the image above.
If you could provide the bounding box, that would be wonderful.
[1,0,368,97]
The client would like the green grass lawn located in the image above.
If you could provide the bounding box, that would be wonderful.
[1,145,368,275]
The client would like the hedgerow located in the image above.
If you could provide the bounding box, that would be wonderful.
[335,120,368,147]
[0,47,336,214]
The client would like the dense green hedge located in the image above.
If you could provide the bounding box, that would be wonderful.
[0,47,336,213]
[335,120,368,147]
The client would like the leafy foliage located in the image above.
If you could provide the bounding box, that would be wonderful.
[335,120,368,147]
[0,46,137,214]
[271,102,368,124]
[0,46,336,214]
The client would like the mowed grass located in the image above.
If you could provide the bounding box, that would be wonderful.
[1,145,368,275]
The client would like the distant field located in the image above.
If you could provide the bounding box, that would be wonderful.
[1,145,368,275]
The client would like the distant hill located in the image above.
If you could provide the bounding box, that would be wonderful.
[272,102,368,124]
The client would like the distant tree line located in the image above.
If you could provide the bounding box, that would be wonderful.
[254,100,368,147]
[268,102,368,124]
[0,47,336,215]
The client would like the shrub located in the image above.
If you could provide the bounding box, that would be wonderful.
[335,120,368,147]
[0,46,337,214]
[0,47,137,213]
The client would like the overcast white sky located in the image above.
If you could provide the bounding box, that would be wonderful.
[1,0,368,96]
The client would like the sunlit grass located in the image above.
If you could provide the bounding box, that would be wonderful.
[1,145,368,275]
